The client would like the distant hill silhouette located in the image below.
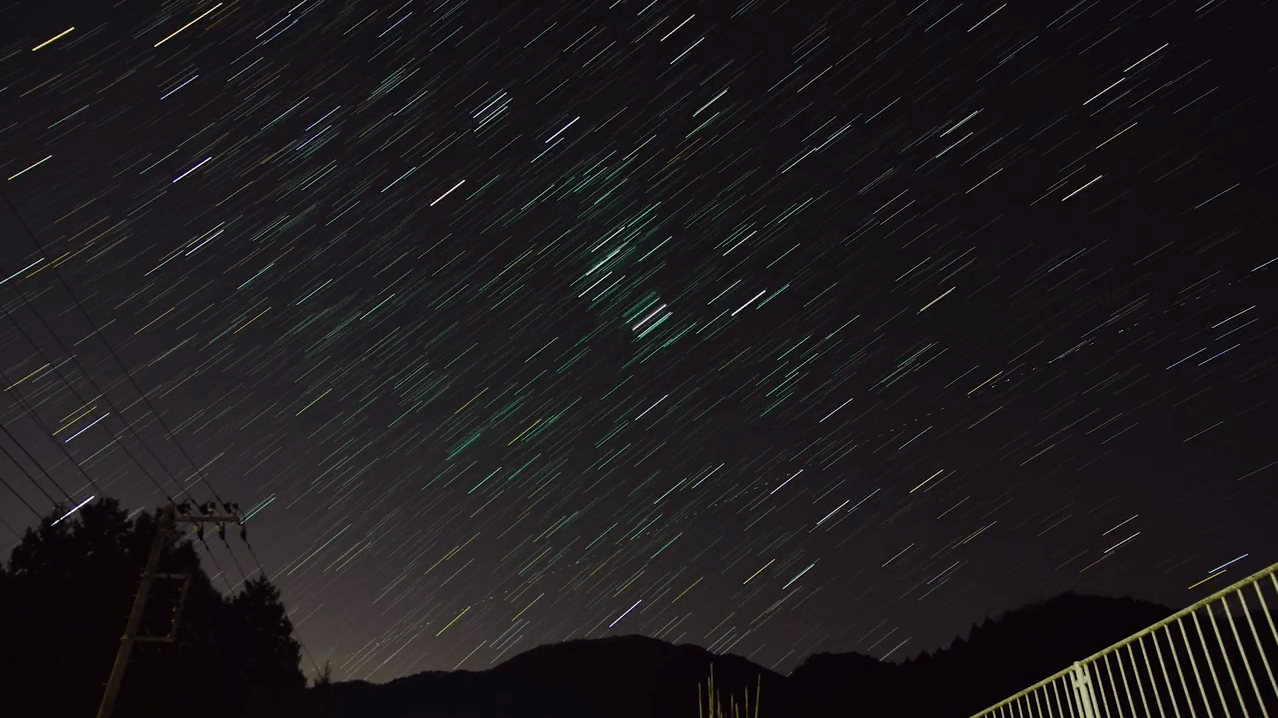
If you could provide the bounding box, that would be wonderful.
[791,593,1173,716]
[302,635,788,718]
[286,593,1203,718]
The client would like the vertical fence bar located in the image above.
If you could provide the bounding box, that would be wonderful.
[1222,592,1268,718]
[1238,585,1278,704]
[1167,622,1200,718]
[1266,576,1278,644]
[1157,624,1190,718]
[1127,642,1150,718]
[1183,616,1218,718]
[1033,680,1048,718]
[1054,674,1076,718]
[1193,609,1235,718]
[1094,654,1116,718]
[1140,633,1169,718]
[968,564,1278,718]
[1206,597,1249,717]
[1097,660,1114,718]
[1114,646,1136,717]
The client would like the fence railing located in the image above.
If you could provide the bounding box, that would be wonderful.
[971,561,1278,718]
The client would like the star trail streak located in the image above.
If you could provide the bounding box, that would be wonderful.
[0,0,1275,684]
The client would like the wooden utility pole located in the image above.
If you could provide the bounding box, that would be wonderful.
[96,503,174,718]
[96,501,242,718]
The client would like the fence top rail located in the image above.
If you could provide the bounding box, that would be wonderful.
[967,558,1278,718]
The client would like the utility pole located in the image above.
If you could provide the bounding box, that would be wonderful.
[96,500,243,718]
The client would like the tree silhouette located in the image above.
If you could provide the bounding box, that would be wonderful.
[315,659,335,687]
[224,574,307,715]
[0,497,304,717]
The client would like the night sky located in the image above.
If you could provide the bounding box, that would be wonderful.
[1,0,1276,683]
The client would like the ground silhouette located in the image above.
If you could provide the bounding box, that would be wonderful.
[283,594,1194,718]
[789,593,1173,716]
[284,591,1278,717]
[4,498,1271,717]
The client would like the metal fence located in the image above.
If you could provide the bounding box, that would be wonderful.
[971,561,1278,718]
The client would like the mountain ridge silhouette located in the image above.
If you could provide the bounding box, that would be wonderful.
[293,592,1190,717]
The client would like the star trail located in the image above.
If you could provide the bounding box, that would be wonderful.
[1,0,1275,682]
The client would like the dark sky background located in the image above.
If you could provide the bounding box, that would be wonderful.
[1,0,1275,683]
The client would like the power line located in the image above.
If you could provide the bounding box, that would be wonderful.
[0,466,43,522]
[0,358,98,501]
[1,289,247,592]
[196,533,237,593]
[4,313,312,674]
[0,190,252,584]
[0,512,20,540]
[0,276,182,502]
[0,308,170,500]
[1,188,227,506]
[0,430,59,507]
[1,187,323,681]
[0,388,74,503]
[0,199,247,597]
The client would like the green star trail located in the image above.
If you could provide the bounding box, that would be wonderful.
[0,0,1274,682]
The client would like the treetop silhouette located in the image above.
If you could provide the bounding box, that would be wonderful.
[0,497,305,717]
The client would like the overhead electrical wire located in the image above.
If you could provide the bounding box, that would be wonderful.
[0,457,45,522]
[0,429,60,507]
[1,188,230,506]
[0,353,96,502]
[0,274,183,503]
[0,185,323,678]
[0,191,243,594]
